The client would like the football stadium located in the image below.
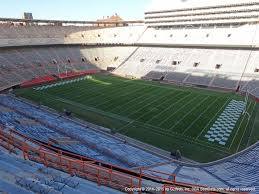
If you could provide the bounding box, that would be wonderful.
[0,0,259,193]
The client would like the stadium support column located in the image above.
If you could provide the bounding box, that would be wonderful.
[238,24,258,89]
[57,63,60,77]
[138,168,142,194]
[243,86,259,117]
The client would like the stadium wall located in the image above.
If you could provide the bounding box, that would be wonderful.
[2,24,259,48]
[0,25,145,47]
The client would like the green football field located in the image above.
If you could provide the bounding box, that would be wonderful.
[14,74,259,162]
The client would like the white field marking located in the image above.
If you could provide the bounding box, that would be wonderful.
[246,102,259,147]
[56,77,135,101]
[122,86,175,116]
[118,116,230,154]
[94,93,231,153]
[157,94,202,127]
[145,92,192,124]
[182,97,219,135]
[47,90,230,154]
[41,83,231,154]
[40,78,86,92]
[115,91,176,133]
[115,118,136,133]
[195,98,231,140]
[128,91,178,120]
[54,94,133,122]
[43,80,102,99]
[47,77,125,104]
[107,83,166,112]
[181,96,219,135]
[93,84,153,108]
[105,84,164,113]
[168,95,210,131]
[79,81,148,107]
[229,100,252,149]
[134,91,187,123]
[37,77,85,91]
[236,101,256,152]
[140,122,231,154]
[113,87,167,114]
[230,100,254,151]
[130,91,180,121]
[194,138,230,152]
[114,90,173,132]
[72,80,140,105]
[74,81,133,99]
[92,78,165,104]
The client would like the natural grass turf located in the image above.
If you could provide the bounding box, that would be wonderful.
[14,74,259,162]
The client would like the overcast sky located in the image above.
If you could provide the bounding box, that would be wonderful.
[0,0,152,21]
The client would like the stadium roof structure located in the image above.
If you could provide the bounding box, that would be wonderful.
[0,17,144,26]
[146,0,259,12]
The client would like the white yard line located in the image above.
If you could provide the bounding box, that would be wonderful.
[114,91,173,133]
[126,90,176,118]
[116,88,167,115]
[236,101,256,152]
[141,122,231,154]
[230,101,255,151]
[145,92,192,124]
[182,97,219,135]
[77,82,142,106]
[157,94,202,127]
[58,78,135,102]
[195,98,231,140]
[131,91,180,121]
[132,91,186,124]
[246,103,259,147]
[169,96,210,131]
[95,85,152,108]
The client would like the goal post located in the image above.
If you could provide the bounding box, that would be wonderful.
[243,86,259,117]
